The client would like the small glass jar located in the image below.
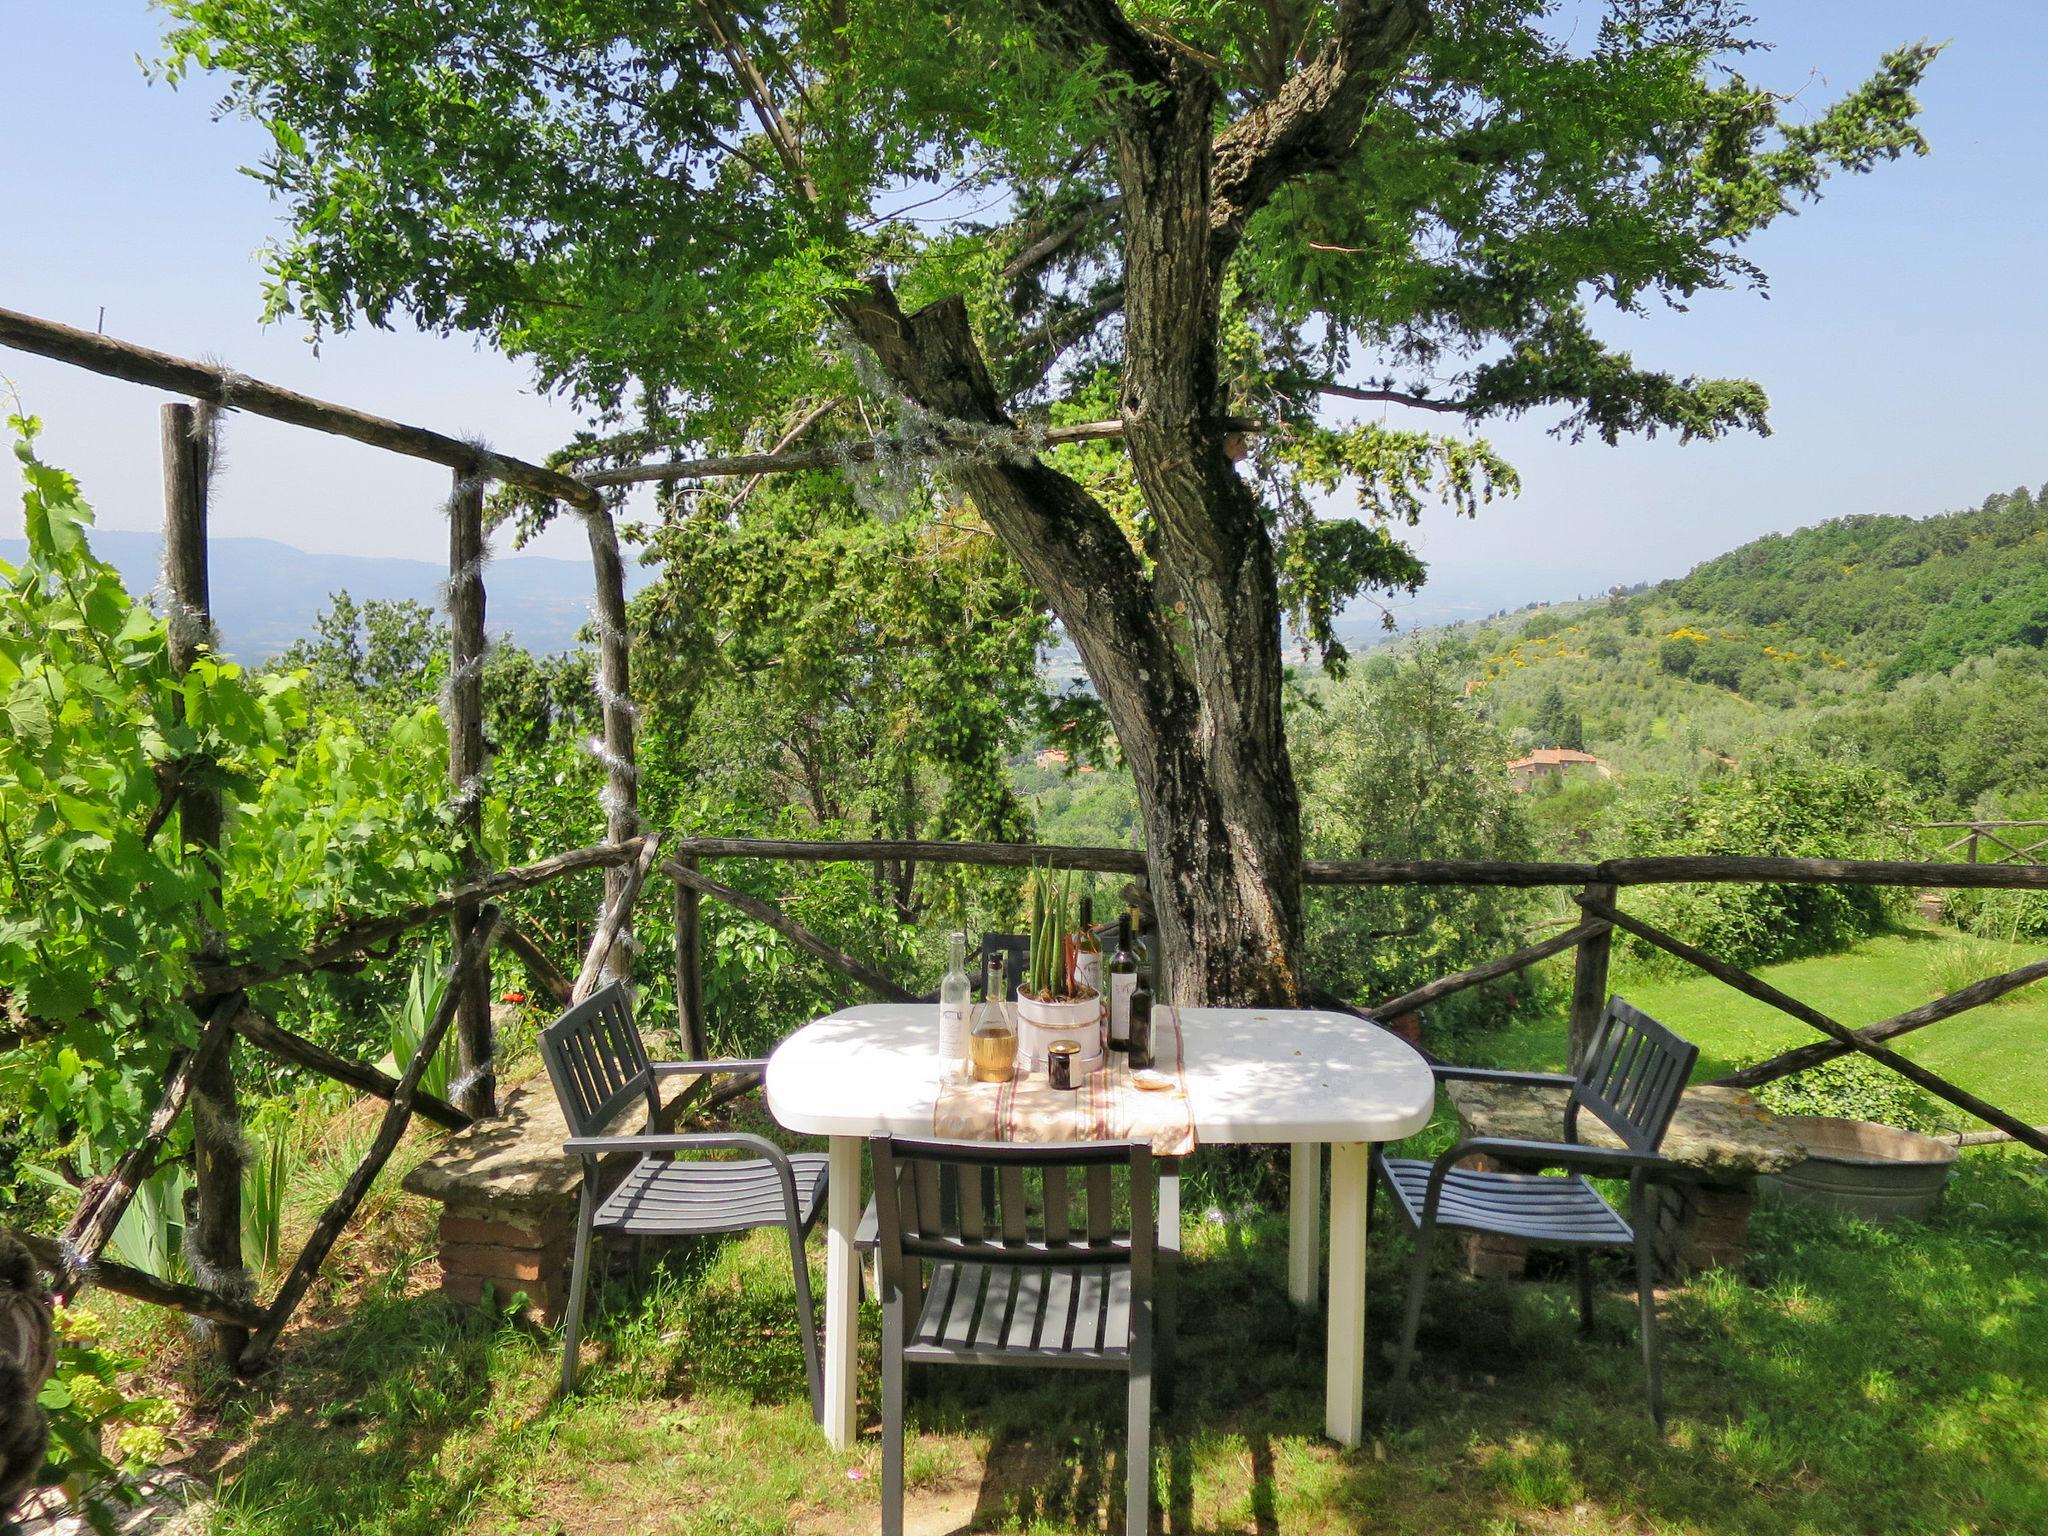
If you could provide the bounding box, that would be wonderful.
[1046,1039,1081,1091]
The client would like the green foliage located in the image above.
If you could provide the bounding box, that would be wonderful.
[1294,648,1546,1026]
[1616,753,1916,970]
[1666,485,2048,668]
[1752,1057,1948,1134]
[0,416,459,1217]
[154,0,1937,689]
[388,938,454,1106]
[35,1302,178,1528]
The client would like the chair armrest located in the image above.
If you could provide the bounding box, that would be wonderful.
[1431,1136,1664,1180]
[563,1130,788,1161]
[650,1058,768,1078]
[1429,1065,1576,1089]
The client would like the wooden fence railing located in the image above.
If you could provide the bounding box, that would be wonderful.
[18,831,2048,1357]
[1911,820,2048,867]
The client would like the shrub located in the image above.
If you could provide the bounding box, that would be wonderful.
[1753,1057,1950,1133]
[1617,752,1917,969]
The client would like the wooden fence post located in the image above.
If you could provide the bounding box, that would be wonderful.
[675,859,706,1059]
[161,400,251,1357]
[1566,882,1616,1071]
[584,507,639,987]
[445,470,494,1118]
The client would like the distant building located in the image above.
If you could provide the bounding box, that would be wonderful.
[1507,748,1612,791]
[1035,748,1071,770]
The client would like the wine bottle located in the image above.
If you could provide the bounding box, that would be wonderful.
[1107,912,1137,1051]
[1127,981,1154,1072]
[938,930,970,1078]
[1071,896,1103,998]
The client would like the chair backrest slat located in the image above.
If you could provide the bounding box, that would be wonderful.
[1568,996,1698,1154]
[538,982,660,1143]
[1043,1165,1071,1243]
[977,934,1029,1000]
[1085,1163,1113,1244]
[871,1137,1152,1277]
[998,1166,1029,1245]
[958,1160,987,1241]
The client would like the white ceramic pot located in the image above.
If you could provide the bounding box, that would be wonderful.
[1014,988,1104,1077]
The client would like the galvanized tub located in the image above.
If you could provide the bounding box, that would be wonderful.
[1761,1116,1958,1222]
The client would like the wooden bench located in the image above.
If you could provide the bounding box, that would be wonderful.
[1439,1079,1803,1279]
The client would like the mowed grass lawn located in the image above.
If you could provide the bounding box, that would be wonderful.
[85,922,2048,1536]
[1482,922,2048,1122]
[163,1150,2048,1536]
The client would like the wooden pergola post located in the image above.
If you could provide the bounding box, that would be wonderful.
[445,471,495,1118]
[161,400,251,1354]
[1566,881,1616,1070]
[585,507,640,987]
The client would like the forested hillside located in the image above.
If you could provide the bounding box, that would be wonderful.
[1430,482,2048,816]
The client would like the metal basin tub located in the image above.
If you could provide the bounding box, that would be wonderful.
[1762,1115,1959,1223]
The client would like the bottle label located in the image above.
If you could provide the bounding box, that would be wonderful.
[1074,950,1102,995]
[938,1001,967,1072]
[1109,972,1137,1044]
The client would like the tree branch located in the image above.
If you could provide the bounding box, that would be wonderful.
[999,195,1124,283]
[1301,378,1471,414]
[1209,0,1428,268]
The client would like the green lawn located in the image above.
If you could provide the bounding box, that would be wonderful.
[159,1147,2048,1536]
[1477,923,2048,1124]
[70,926,2048,1535]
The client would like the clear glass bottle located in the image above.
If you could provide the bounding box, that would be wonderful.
[938,930,971,1078]
[1107,911,1137,1050]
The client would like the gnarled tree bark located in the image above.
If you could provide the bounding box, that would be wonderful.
[826,0,1427,1005]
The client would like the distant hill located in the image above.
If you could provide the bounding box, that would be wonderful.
[0,530,655,661]
[1393,481,2048,806]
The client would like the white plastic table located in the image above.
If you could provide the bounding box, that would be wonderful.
[766,1003,1436,1450]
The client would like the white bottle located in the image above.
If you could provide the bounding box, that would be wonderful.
[938,930,971,1077]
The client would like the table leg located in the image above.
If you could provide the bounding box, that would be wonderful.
[824,1134,861,1450]
[1288,1140,1321,1308]
[1158,1159,1181,1411]
[1325,1141,1369,1447]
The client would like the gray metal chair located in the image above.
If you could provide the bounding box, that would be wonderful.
[537,982,826,1414]
[1372,996,1700,1426]
[977,933,1029,999]
[871,1135,1157,1536]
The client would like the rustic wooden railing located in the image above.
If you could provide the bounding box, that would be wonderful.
[9,300,2048,1375]
[647,836,2048,1165]
[1911,820,2048,867]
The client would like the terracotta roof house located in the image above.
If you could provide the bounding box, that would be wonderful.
[1507,747,1612,791]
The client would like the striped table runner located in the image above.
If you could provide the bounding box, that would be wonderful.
[932,1005,1196,1157]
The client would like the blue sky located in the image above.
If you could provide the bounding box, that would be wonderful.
[2,3,2043,615]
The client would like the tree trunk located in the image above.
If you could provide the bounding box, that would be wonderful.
[836,281,1303,1005]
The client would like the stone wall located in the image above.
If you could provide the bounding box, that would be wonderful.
[404,1072,692,1322]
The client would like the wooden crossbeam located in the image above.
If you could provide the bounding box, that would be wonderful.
[1580,896,2048,1156]
[0,305,601,511]
[660,859,917,1003]
[238,906,504,1374]
[1713,953,2048,1089]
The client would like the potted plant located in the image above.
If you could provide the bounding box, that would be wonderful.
[1014,867,1104,1075]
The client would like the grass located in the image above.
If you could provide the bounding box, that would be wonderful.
[87,1117,2045,1535]
[69,926,2048,1535]
[1478,921,2048,1123]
